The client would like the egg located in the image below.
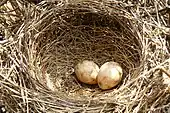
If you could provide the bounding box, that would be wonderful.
[97,62,123,90]
[74,60,99,84]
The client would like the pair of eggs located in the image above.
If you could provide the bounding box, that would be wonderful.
[74,60,123,90]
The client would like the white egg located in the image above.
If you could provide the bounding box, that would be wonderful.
[74,60,99,84]
[97,62,123,90]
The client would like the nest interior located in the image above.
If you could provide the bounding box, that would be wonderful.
[24,2,142,99]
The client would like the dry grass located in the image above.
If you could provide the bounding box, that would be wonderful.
[0,0,170,112]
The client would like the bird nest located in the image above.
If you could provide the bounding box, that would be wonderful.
[1,0,170,112]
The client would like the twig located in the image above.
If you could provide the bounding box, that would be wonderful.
[158,67,170,78]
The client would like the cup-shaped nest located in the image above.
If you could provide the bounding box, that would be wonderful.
[24,1,143,100]
[2,1,161,112]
